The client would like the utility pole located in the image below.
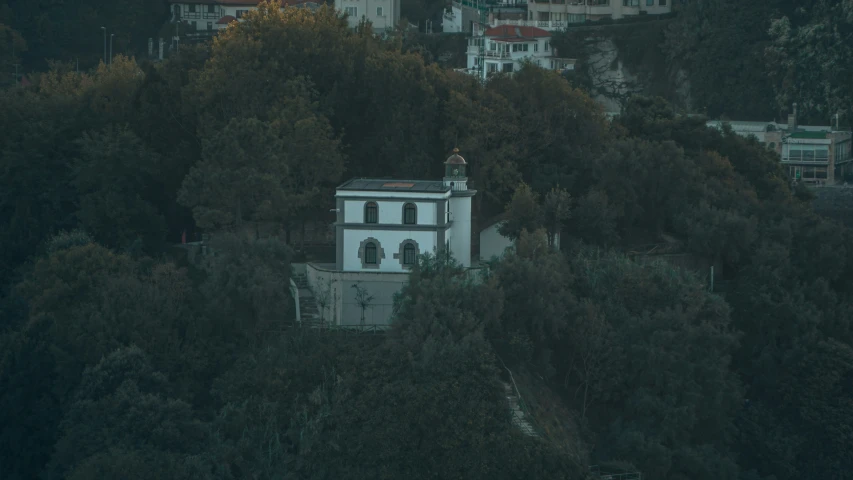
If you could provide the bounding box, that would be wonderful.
[101,26,107,65]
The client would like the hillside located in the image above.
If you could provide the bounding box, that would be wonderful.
[812,186,853,228]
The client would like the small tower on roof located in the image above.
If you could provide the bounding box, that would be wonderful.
[442,147,476,267]
[443,147,468,191]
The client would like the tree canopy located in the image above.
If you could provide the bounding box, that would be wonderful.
[1,4,852,480]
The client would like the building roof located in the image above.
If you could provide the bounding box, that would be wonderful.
[337,178,451,194]
[484,25,550,40]
[445,148,467,165]
[216,15,237,24]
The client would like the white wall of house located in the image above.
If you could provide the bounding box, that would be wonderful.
[342,229,438,272]
[304,261,488,326]
[466,35,575,80]
[479,222,513,261]
[479,220,561,261]
[448,195,472,266]
[171,2,318,31]
[443,5,464,32]
[526,0,671,25]
[306,263,410,326]
[343,199,438,225]
[336,0,400,32]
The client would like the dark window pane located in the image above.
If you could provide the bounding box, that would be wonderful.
[365,203,378,223]
[403,244,416,264]
[404,204,416,224]
[365,243,377,264]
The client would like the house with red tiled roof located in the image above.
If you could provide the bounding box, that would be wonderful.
[461,25,575,81]
[169,0,323,33]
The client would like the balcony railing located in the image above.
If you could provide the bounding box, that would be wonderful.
[483,50,512,58]
[492,19,568,29]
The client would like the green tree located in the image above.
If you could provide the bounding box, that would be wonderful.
[73,124,166,252]
[766,1,853,124]
[542,187,572,248]
[178,117,289,231]
[46,346,207,480]
[199,233,294,341]
[499,183,542,241]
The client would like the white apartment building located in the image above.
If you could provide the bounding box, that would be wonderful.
[461,25,575,81]
[707,106,853,184]
[169,0,321,32]
[335,0,401,33]
[503,0,672,31]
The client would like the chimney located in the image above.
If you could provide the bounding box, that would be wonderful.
[787,102,798,131]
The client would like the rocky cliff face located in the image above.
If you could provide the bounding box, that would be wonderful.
[556,19,693,114]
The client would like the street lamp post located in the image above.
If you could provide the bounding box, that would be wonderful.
[100,26,106,65]
[109,34,115,66]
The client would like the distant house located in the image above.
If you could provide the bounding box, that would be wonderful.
[460,25,575,81]
[478,215,560,262]
[169,0,323,33]
[442,0,526,35]
[498,0,674,31]
[335,0,400,33]
[707,103,853,184]
[302,149,478,327]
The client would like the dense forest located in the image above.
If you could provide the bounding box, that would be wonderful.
[2,3,853,480]
[4,0,853,123]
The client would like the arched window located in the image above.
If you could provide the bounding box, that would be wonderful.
[403,203,417,225]
[403,243,417,265]
[364,242,378,264]
[364,202,378,224]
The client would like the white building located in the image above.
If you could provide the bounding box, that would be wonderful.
[442,0,526,34]
[707,106,853,184]
[461,25,575,81]
[520,0,673,30]
[169,0,322,33]
[302,150,477,327]
[335,0,400,33]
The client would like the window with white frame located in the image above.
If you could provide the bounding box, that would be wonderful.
[345,6,357,16]
[236,9,249,18]
[376,6,383,16]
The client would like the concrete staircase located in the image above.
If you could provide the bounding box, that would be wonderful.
[503,382,538,437]
[293,274,323,327]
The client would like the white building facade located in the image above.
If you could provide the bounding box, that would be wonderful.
[523,0,672,29]
[335,0,401,33]
[462,25,575,81]
[169,0,321,32]
[707,106,853,184]
[303,151,477,327]
[334,151,475,271]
